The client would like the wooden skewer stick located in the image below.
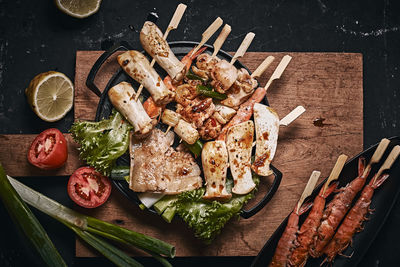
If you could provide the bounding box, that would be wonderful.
[322,154,348,195]
[210,24,231,59]
[190,17,223,57]
[372,145,400,183]
[296,170,321,214]
[251,56,275,79]
[279,106,306,126]
[135,3,187,101]
[264,55,292,92]
[165,125,172,135]
[230,32,255,65]
[361,138,390,178]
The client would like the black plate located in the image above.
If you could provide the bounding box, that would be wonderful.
[86,41,282,218]
[251,136,400,267]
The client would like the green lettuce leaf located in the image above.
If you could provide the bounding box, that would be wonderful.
[70,110,132,175]
[175,173,260,243]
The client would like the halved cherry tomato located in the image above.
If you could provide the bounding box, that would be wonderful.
[67,167,112,208]
[27,128,68,170]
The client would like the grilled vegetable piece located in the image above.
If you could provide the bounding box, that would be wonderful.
[161,109,181,127]
[251,103,279,176]
[117,51,174,105]
[70,110,132,175]
[140,21,186,83]
[226,121,256,194]
[0,164,67,267]
[130,129,202,194]
[210,60,238,93]
[174,119,199,145]
[213,104,236,124]
[201,141,232,200]
[108,82,154,138]
[196,85,227,100]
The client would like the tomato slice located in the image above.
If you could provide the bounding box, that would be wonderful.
[67,167,112,208]
[27,128,68,170]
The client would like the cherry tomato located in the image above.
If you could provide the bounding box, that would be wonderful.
[67,167,112,208]
[27,128,68,170]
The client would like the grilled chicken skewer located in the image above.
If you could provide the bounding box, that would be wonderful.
[226,120,255,195]
[117,51,174,105]
[135,3,187,101]
[211,32,255,94]
[202,141,232,200]
[164,23,231,135]
[108,82,154,138]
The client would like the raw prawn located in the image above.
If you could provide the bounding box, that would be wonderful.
[288,183,337,267]
[322,173,389,264]
[270,203,313,267]
[142,46,207,118]
[310,157,369,258]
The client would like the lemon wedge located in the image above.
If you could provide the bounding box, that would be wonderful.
[55,0,102,19]
[25,71,74,122]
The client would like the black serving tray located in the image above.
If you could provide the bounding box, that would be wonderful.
[85,40,282,219]
[251,136,400,267]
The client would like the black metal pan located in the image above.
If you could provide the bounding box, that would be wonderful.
[85,40,282,219]
[251,136,400,266]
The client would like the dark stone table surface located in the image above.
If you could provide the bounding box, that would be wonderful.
[0,0,399,266]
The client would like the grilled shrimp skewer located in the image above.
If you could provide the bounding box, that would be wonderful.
[323,146,400,264]
[311,138,390,257]
[135,3,186,100]
[289,155,348,267]
[270,171,321,267]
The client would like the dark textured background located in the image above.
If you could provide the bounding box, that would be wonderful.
[0,0,399,266]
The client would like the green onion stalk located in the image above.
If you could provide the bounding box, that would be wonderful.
[6,175,175,263]
[0,164,67,267]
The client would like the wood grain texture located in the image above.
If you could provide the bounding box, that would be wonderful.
[73,51,363,257]
[0,134,83,177]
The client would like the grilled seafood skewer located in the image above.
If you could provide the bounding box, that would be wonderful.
[269,171,321,267]
[108,82,154,138]
[135,3,187,100]
[217,55,292,142]
[311,138,390,257]
[289,155,348,267]
[323,146,400,264]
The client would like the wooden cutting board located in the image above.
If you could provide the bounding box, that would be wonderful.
[0,51,363,257]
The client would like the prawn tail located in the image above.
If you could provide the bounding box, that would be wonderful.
[190,46,207,60]
[321,181,338,198]
[358,156,366,177]
[298,200,313,215]
[371,173,390,189]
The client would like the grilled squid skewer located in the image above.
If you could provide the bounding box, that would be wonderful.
[226,121,256,195]
[117,51,174,105]
[140,21,186,83]
[251,103,279,176]
[108,82,154,138]
[202,141,232,200]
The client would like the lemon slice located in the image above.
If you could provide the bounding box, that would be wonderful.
[25,71,74,122]
[55,0,102,19]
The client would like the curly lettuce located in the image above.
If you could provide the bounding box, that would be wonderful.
[70,110,132,175]
[174,173,260,243]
